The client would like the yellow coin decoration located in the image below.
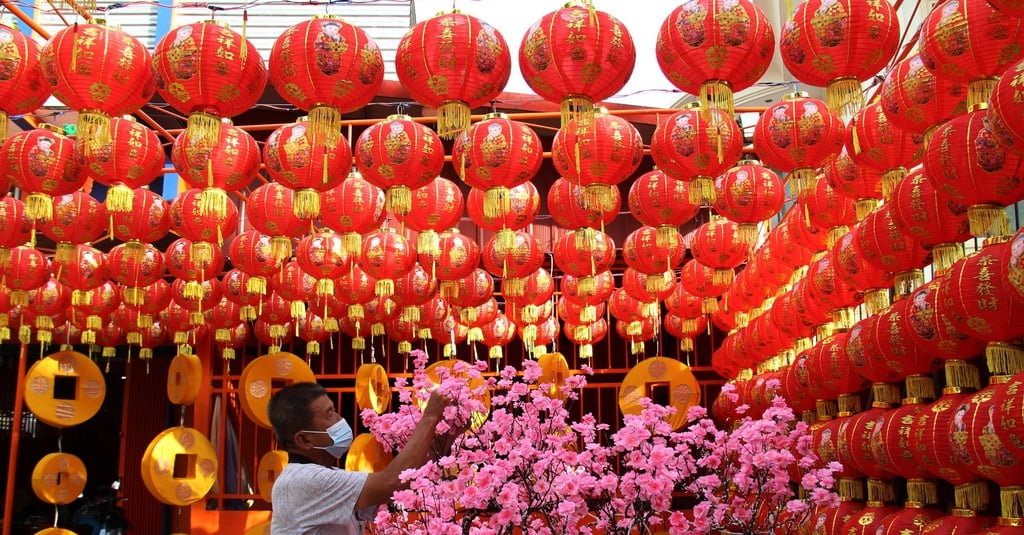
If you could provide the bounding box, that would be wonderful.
[619,356,700,431]
[537,352,571,400]
[140,426,218,506]
[243,520,272,535]
[239,352,316,429]
[24,351,105,428]
[167,353,203,406]
[355,363,391,414]
[33,529,78,535]
[345,433,393,473]
[31,452,87,505]
[256,450,289,503]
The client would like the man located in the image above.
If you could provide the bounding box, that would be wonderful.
[268,382,454,534]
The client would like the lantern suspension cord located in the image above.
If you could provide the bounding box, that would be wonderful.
[44,0,71,26]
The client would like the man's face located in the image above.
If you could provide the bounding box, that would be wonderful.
[306,395,341,439]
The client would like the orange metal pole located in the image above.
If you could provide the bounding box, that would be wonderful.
[2,343,30,535]
[1,0,50,38]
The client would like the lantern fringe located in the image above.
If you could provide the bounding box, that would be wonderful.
[352,337,366,350]
[580,305,596,324]
[521,324,537,344]
[386,186,412,217]
[626,320,642,337]
[1001,487,1024,519]
[826,225,848,249]
[269,324,287,340]
[579,343,593,359]
[461,307,478,324]
[484,187,512,219]
[316,278,334,297]
[342,232,362,256]
[504,277,525,297]
[222,348,236,365]
[931,242,964,276]
[192,241,214,264]
[215,328,231,343]
[71,289,92,307]
[489,346,503,360]
[35,329,51,346]
[80,329,95,345]
[641,302,659,319]
[348,304,365,321]
[826,77,864,123]
[467,327,483,343]
[189,311,204,326]
[854,198,880,222]
[437,100,471,140]
[863,288,890,317]
[105,183,135,214]
[577,275,596,296]
[125,240,145,262]
[872,383,901,406]
[16,324,31,344]
[679,338,694,352]
[402,306,420,324]
[968,204,1011,238]
[701,297,718,315]
[561,95,594,127]
[816,399,838,421]
[894,269,923,297]
[574,227,597,252]
[645,271,671,294]
[954,480,991,512]
[25,193,53,223]
[417,230,440,257]
[986,342,1024,376]
[290,300,306,319]
[737,223,759,249]
[907,479,939,506]
[881,167,908,201]
[122,287,143,306]
[308,104,343,146]
[137,314,153,329]
[945,359,981,391]
[829,307,854,332]
[0,248,9,269]
[837,393,862,415]
[187,111,222,148]
[689,176,717,206]
[836,478,865,501]
[788,168,816,199]
[630,341,644,355]
[375,279,394,299]
[583,184,617,212]
[125,331,142,346]
[270,237,293,263]
[969,78,998,110]
[440,281,458,300]
[866,478,896,503]
[699,80,734,124]
[175,332,189,345]
[183,280,204,300]
[0,111,6,143]
[905,374,937,401]
[246,276,267,296]
[443,342,455,357]
[655,225,678,249]
[495,228,516,255]
[197,188,229,221]
[300,340,317,356]
[295,189,322,220]
[77,111,112,158]
[236,305,254,321]
[712,268,734,286]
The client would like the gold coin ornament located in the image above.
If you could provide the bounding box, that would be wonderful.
[256,450,289,503]
[424,359,490,429]
[239,352,316,429]
[33,529,78,535]
[243,520,272,535]
[356,363,391,415]
[24,351,106,428]
[619,356,700,431]
[167,353,203,405]
[345,433,393,473]
[537,352,571,400]
[31,452,87,505]
[140,426,218,506]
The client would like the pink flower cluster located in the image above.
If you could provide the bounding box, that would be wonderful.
[362,353,839,535]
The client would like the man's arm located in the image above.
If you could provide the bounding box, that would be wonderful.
[354,392,449,509]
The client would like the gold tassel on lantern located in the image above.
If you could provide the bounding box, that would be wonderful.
[174,332,189,345]
[701,297,718,315]
[198,188,229,220]
[905,374,937,400]
[864,288,891,316]
[894,269,924,298]
[240,305,256,321]
[308,104,342,146]
[192,242,214,264]
[931,243,964,276]
[580,305,596,324]
[700,80,735,122]
[467,327,483,343]
[854,198,880,222]
[122,287,144,306]
[880,168,908,201]
[290,300,306,320]
[106,184,135,213]
[342,232,362,256]
[826,77,865,123]
[655,225,678,249]
[460,307,478,324]
[77,111,112,158]
[417,230,440,257]
[306,341,320,356]
[907,480,939,506]
[385,186,412,217]
[969,79,998,110]
[504,278,526,297]
[269,324,288,340]
[689,176,717,207]
[437,100,471,140]
[579,343,593,359]
[489,346,503,360]
[71,289,92,306]
[954,481,991,512]
[787,168,817,199]
[0,111,6,143]
[583,184,616,213]
[246,276,267,296]
[561,95,594,127]
[316,279,334,297]
[186,111,222,148]
[375,279,394,298]
[25,193,53,223]
[348,304,365,321]
[484,187,512,219]
[986,342,1024,376]
[270,237,293,263]
[325,317,339,332]
[968,205,1012,238]
[736,223,759,249]
[370,322,384,337]
[352,337,366,350]
[402,306,420,324]
[626,321,642,337]
[295,189,322,220]
[574,227,597,252]
[680,338,694,352]
[183,280,205,300]
[443,343,456,358]
[630,341,644,355]
[397,341,412,355]
[496,228,516,255]
[1001,487,1024,520]
[136,314,153,329]
[945,359,981,391]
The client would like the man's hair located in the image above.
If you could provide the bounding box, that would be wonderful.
[268,382,327,448]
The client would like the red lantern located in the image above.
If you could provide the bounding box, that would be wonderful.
[876,505,944,534]
[40,191,107,263]
[3,126,82,222]
[872,396,938,480]
[263,118,351,219]
[824,146,884,221]
[170,188,239,246]
[397,12,511,138]
[627,169,699,241]
[656,0,775,119]
[173,118,261,219]
[679,259,729,313]
[480,311,516,360]
[616,316,657,355]
[152,22,267,148]
[270,260,316,320]
[921,513,997,534]
[402,177,465,256]
[23,277,70,334]
[268,16,384,143]
[845,303,943,384]
[901,281,987,362]
[1005,227,1024,303]
[69,281,119,338]
[0,21,50,142]
[452,113,542,214]
[831,225,895,315]
[989,56,1024,157]
[889,167,972,274]
[854,204,932,296]
[784,203,830,255]
[0,197,32,266]
[805,255,863,329]
[910,392,985,488]
[165,237,225,288]
[462,296,498,329]
[172,277,222,316]
[220,269,259,321]
[55,245,109,304]
[354,115,445,216]
[565,318,609,359]
[958,381,1022,488]
[779,0,900,118]
[621,267,674,304]
[335,263,377,312]
[467,182,541,253]
[107,242,165,289]
[923,107,1024,238]
[713,160,785,245]
[847,101,924,199]
[296,313,330,356]
[919,0,1024,107]
[557,296,606,325]
[296,231,352,297]
[991,371,1024,477]
[519,3,636,124]
[551,111,643,211]
[40,21,154,154]
[360,228,417,298]
[664,311,707,353]
[622,226,684,275]
[561,270,615,309]
[690,219,747,286]
[553,229,616,278]
[111,187,171,247]
[545,177,619,230]
[769,285,820,342]
[423,229,480,284]
[503,267,554,309]
[2,246,48,306]
[753,93,846,196]
[78,116,164,213]
[447,268,493,310]
[227,230,282,297]
[521,316,559,356]
[804,331,870,400]
[392,262,438,321]
[649,104,744,206]
[802,175,857,244]
[121,278,172,327]
[880,54,969,137]
[665,283,704,320]
[481,231,544,280]
[246,182,312,263]
[320,170,386,255]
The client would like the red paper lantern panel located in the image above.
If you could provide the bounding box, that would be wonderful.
[876,507,945,535]
[553,229,616,278]
[319,170,386,253]
[466,182,540,236]
[55,245,108,297]
[0,22,51,141]
[854,204,931,295]
[841,404,901,480]
[335,263,376,310]
[768,290,817,342]
[989,56,1024,157]
[902,281,987,362]
[690,219,749,279]
[521,316,559,354]
[938,241,1024,346]
[481,231,544,280]
[152,22,267,145]
[24,278,71,332]
[753,93,846,196]
[173,119,261,219]
[354,115,445,216]
[990,371,1024,472]
[0,197,32,257]
[805,255,862,322]
[40,21,154,154]
[921,513,997,535]
[295,231,353,296]
[40,192,107,262]
[924,107,1024,238]
[269,261,316,320]
[564,318,609,348]
[1005,227,1024,303]
[831,225,894,314]
[550,111,643,211]
[171,277,223,314]
[910,392,984,486]
[392,262,437,311]
[423,229,481,283]
[784,203,830,255]
[806,501,866,535]
[847,101,925,199]
[664,311,707,353]
[889,167,971,274]
[802,176,857,239]
[871,399,937,480]
[713,160,785,245]
[123,279,172,321]
[296,313,330,355]
[846,310,943,384]
[106,242,165,288]
[453,113,542,195]
[919,0,1024,107]
[627,168,699,232]
[880,54,969,137]
[665,283,704,319]
[263,119,351,220]
[679,259,730,308]
[170,188,239,246]
[79,117,164,213]
[560,270,615,308]
[824,146,884,220]
[268,16,384,142]
[503,267,554,308]
[446,268,493,310]
[655,0,775,119]
[253,317,294,349]
[480,312,516,359]
[111,188,171,245]
[779,0,900,119]
[461,296,498,329]
[360,228,417,298]
[519,3,636,124]
[546,177,619,230]
[557,296,606,325]
[648,104,745,206]
[957,382,1022,487]
[429,314,469,348]
[805,331,871,399]
[397,12,511,138]
[621,226,684,275]
[507,299,553,328]
[621,267,674,304]
[246,182,312,263]
[220,269,259,320]
[165,238,225,283]
[3,127,83,221]
[227,230,283,294]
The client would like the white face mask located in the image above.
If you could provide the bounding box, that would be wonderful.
[304,418,353,459]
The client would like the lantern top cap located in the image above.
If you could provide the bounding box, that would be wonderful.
[385,114,414,122]
[783,91,811,101]
[482,112,509,121]
[199,20,231,28]
[951,508,978,518]
[969,102,989,113]
[734,159,763,167]
[680,101,703,111]
[312,14,342,21]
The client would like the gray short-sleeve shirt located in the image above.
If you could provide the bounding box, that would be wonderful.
[271,462,371,534]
